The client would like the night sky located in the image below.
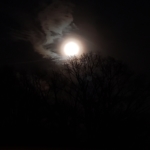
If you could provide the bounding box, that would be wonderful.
[0,0,150,148]
[0,0,150,75]
[73,0,150,74]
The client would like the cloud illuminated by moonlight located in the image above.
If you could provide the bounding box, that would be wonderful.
[13,0,78,61]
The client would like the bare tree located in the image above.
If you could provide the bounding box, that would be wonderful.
[1,53,150,148]
[46,53,150,147]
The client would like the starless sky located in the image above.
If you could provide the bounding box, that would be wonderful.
[0,0,149,75]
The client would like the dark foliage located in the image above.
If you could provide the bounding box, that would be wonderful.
[0,54,150,149]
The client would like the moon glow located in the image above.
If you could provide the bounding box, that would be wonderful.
[64,41,79,56]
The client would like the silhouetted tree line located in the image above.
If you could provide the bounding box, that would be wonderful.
[0,53,150,149]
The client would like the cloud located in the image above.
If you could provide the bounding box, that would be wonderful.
[12,0,77,61]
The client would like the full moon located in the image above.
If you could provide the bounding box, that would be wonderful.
[64,41,79,56]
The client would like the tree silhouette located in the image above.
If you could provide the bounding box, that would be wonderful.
[43,53,150,148]
[0,53,150,148]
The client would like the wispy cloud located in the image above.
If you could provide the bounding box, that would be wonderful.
[12,0,77,61]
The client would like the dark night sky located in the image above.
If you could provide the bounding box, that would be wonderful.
[0,0,150,75]
[73,0,150,75]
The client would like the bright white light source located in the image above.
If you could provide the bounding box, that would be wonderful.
[64,41,79,56]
